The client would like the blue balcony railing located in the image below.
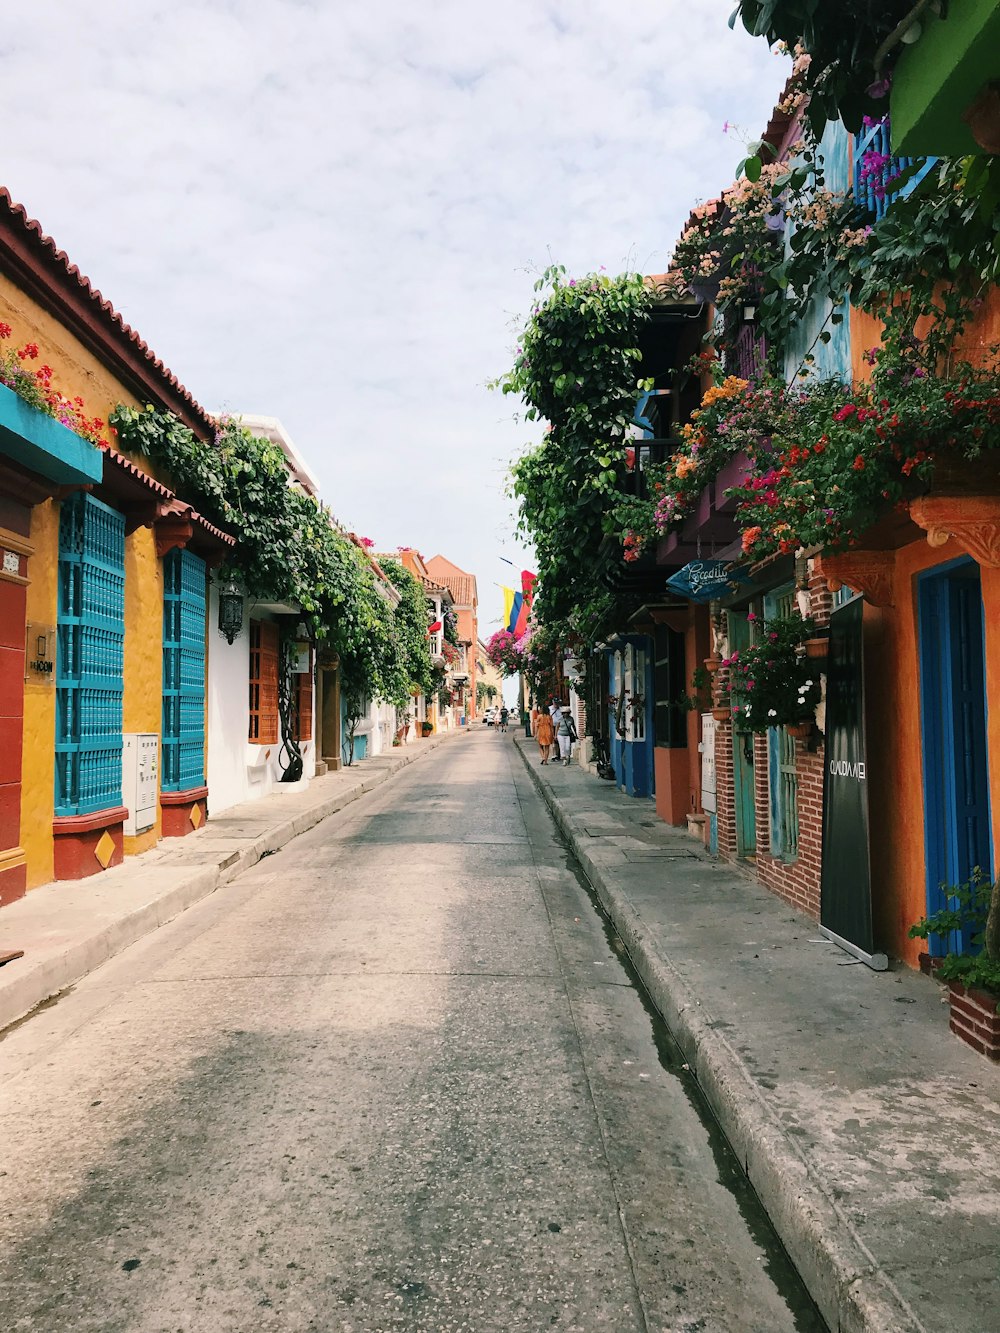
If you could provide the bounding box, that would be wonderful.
[853,117,937,222]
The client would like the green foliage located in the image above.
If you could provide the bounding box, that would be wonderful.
[725,611,820,733]
[730,3,921,135]
[381,559,435,697]
[109,403,414,711]
[909,867,1000,1001]
[495,265,653,637]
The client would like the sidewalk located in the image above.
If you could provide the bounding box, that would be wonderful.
[0,730,467,1034]
[513,735,1000,1333]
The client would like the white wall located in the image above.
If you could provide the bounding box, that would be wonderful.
[206,586,314,815]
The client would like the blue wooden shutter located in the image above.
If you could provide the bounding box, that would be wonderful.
[162,548,206,792]
[55,493,125,816]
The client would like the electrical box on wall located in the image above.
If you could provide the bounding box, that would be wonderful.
[123,733,159,836]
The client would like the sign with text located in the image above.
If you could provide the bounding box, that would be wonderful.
[820,597,875,956]
[665,561,748,604]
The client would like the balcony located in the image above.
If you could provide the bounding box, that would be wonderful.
[0,382,103,489]
[621,438,679,500]
[655,451,754,570]
[852,117,936,223]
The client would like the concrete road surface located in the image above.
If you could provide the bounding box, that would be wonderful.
[0,732,824,1332]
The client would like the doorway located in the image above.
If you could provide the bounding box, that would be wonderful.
[918,560,993,954]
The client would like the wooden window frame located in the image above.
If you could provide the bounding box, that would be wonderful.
[294,650,314,742]
[249,619,279,744]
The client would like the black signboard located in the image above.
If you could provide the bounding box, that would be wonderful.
[820,596,879,961]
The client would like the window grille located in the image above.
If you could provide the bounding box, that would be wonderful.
[852,117,936,223]
[55,493,125,816]
[766,585,799,860]
[249,620,279,744]
[162,548,206,791]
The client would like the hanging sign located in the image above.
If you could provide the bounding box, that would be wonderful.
[665,561,747,603]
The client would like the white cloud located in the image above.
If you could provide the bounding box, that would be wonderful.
[2,0,783,628]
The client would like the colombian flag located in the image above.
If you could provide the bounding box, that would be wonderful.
[505,570,536,637]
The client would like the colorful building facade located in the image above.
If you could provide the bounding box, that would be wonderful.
[0,189,234,899]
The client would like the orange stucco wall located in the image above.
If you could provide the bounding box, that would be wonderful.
[851,288,1000,384]
[849,287,1000,962]
[866,536,1000,964]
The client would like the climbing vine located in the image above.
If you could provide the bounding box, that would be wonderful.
[495,265,652,637]
[110,403,412,709]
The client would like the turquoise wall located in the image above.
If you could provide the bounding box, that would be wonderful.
[782,122,853,386]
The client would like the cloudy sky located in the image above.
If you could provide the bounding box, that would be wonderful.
[3,0,782,634]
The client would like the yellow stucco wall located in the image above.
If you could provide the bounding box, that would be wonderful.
[22,501,59,889]
[122,527,164,856]
[2,273,171,885]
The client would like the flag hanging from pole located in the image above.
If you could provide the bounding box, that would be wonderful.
[513,570,536,636]
[501,585,517,631]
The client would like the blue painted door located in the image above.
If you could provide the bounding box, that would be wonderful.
[918,562,993,954]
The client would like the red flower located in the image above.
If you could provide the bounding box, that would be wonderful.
[0,322,10,339]
[17,343,39,361]
[833,404,856,422]
[852,455,865,471]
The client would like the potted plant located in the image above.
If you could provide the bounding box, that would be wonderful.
[726,612,821,736]
[420,719,434,737]
[909,868,1000,1061]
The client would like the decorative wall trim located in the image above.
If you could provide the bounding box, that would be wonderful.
[909,495,1000,569]
[815,550,896,608]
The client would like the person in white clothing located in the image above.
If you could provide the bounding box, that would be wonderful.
[552,698,577,765]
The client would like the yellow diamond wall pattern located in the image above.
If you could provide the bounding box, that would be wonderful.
[94,831,116,869]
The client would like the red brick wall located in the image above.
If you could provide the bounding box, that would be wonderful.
[714,558,834,922]
[754,734,825,920]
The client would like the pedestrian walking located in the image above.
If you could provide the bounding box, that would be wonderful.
[535,707,554,763]
[555,700,577,765]
[498,706,509,733]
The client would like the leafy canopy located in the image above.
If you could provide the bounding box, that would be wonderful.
[494,265,652,639]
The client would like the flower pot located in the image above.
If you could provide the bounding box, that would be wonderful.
[786,721,812,739]
[704,657,722,674]
[948,981,1000,1061]
[711,707,731,722]
[804,637,828,661]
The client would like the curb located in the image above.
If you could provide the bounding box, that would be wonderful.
[0,729,468,1034]
[513,737,925,1333]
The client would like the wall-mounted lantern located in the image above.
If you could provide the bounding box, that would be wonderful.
[217,579,244,644]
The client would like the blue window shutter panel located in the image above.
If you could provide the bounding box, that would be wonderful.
[162,548,206,792]
[55,493,125,816]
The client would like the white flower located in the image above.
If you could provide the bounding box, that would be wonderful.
[768,709,777,717]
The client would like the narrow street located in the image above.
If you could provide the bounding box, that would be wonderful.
[0,731,823,1333]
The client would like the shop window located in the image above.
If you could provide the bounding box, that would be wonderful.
[249,620,279,744]
[55,493,125,816]
[765,585,799,860]
[162,548,206,791]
